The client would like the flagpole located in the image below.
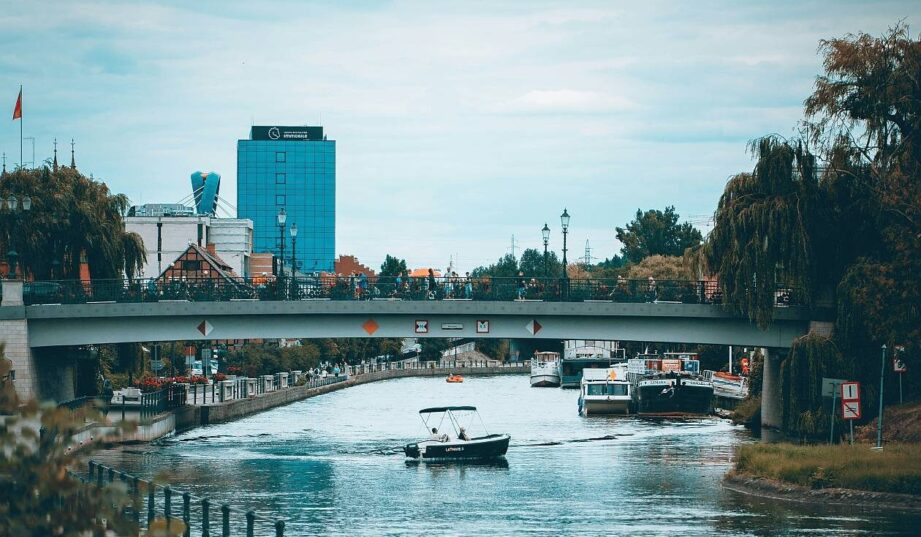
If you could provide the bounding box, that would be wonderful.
[19,85,23,169]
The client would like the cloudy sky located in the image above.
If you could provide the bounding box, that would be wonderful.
[0,1,916,271]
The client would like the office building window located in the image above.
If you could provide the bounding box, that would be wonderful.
[276,195,286,205]
[276,152,286,162]
[276,173,286,184]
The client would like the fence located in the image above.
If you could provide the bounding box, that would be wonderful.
[77,460,285,536]
[59,384,186,422]
[19,275,804,307]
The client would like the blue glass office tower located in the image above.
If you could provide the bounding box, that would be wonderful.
[237,126,335,273]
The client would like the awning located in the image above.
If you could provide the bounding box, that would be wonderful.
[419,406,477,414]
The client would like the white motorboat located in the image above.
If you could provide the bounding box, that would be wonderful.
[404,406,510,461]
[530,351,561,387]
[578,364,632,415]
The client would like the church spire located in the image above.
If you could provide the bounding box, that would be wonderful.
[53,138,58,171]
[70,139,76,169]
[1,153,6,175]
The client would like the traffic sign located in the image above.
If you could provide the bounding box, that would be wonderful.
[841,381,860,401]
[840,381,861,420]
[821,377,846,397]
[841,399,861,420]
[894,358,907,373]
[150,359,164,372]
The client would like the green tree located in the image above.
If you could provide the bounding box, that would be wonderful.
[470,253,518,278]
[705,138,826,328]
[378,254,408,285]
[0,166,146,279]
[615,206,702,264]
[518,248,562,278]
[624,255,694,280]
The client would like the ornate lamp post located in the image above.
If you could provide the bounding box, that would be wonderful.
[560,209,570,298]
[290,223,298,276]
[541,223,550,277]
[277,208,287,283]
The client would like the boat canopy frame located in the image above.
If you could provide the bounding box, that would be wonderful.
[417,406,490,438]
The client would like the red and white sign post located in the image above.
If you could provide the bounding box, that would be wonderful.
[840,381,861,444]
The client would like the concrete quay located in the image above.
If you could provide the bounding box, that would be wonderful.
[91,363,528,443]
[197,363,526,426]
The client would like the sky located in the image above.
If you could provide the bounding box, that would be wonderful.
[0,1,916,272]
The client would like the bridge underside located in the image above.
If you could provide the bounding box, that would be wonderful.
[20,301,815,348]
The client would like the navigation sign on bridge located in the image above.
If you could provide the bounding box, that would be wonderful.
[414,320,429,334]
[197,320,213,337]
[525,319,542,335]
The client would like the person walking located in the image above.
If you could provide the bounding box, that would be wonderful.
[428,268,438,299]
[464,272,473,299]
[517,271,527,300]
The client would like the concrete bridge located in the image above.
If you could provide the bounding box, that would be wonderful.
[0,279,830,433]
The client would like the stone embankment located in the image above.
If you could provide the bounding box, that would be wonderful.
[197,364,525,426]
[724,473,921,512]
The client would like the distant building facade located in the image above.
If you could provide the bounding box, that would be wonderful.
[125,215,253,278]
[333,255,375,277]
[237,125,335,273]
[128,203,195,217]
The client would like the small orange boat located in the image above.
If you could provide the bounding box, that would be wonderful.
[446,374,464,383]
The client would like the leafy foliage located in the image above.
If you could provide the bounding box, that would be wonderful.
[615,206,702,264]
[705,138,825,328]
[624,255,694,280]
[0,348,135,535]
[0,165,146,279]
[378,255,408,285]
[518,248,562,278]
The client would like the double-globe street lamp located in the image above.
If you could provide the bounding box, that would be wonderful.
[2,194,32,279]
[541,223,550,277]
[560,208,570,296]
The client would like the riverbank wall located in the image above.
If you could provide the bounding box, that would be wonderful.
[198,365,525,426]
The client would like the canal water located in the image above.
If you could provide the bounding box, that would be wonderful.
[95,375,918,536]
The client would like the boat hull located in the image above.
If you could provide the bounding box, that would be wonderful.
[530,373,560,388]
[579,397,632,415]
[636,378,713,416]
[405,434,511,461]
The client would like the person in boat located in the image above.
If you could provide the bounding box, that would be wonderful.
[458,427,470,441]
[430,427,448,442]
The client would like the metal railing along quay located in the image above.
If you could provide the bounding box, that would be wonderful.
[18,275,805,307]
[77,460,286,536]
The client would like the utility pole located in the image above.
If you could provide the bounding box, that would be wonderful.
[508,235,518,258]
[876,344,887,449]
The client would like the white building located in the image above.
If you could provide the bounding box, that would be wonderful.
[125,215,253,278]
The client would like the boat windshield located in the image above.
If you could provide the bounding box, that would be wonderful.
[586,383,629,396]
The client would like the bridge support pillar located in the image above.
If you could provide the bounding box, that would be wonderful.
[760,347,783,432]
[1,280,38,402]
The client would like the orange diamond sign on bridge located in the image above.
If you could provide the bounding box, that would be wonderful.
[362,319,379,335]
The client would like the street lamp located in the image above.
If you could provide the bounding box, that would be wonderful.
[560,209,570,280]
[290,223,298,276]
[541,223,550,277]
[277,208,287,282]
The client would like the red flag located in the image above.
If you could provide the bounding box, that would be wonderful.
[12,88,22,120]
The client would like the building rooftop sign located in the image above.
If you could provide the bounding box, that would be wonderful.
[250,126,324,141]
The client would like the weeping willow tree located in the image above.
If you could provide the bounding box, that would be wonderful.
[780,334,854,439]
[0,165,145,280]
[705,137,826,328]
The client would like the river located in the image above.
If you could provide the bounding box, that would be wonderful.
[94,375,918,536]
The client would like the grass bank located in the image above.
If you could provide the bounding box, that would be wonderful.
[733,443,921,495]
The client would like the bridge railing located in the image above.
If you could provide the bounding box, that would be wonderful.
[20,275,804,307]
